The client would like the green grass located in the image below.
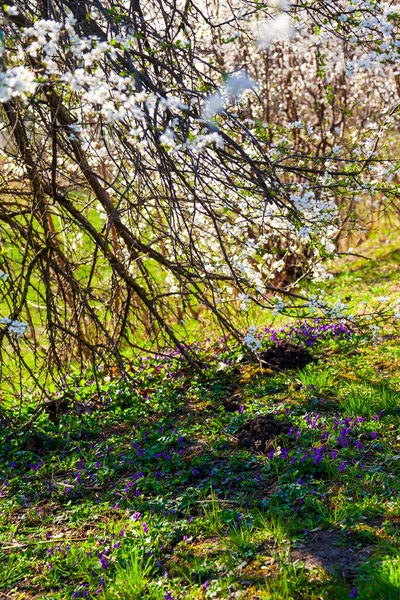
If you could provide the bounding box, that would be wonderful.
[109,549,162,599]
[340,382,400,417]
[297,364,336,391]
[1,233,400,599]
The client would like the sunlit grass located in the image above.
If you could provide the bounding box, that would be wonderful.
[340,381,400,417]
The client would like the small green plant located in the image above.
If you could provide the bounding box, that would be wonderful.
[341,382,399,417]
[355,556,400,600]
[376,384,400,415]
[228,522,256,557]
[252,510,292,546]
[109,549,160,599]
[297,365,335,391]
[200,489,225,536]
[260,553,311,600]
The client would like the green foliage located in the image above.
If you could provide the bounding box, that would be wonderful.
[297,364,336,391]
[341,382,399,417]
[1,240,400,599]
[109,550,162,599]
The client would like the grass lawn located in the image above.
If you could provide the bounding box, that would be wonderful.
[1,232,400,600]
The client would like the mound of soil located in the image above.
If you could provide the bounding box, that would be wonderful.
[44,398,70,423]
[259,342,314,370]
[237,415,290,454]
[223,400,241,413]
[223,383,242,412]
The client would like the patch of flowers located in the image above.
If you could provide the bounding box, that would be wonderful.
[264,319,355,347]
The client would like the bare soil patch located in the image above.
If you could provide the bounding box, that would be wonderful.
[259,342,314,370]
[292,530,373,578]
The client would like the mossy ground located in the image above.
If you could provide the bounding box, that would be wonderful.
[1,232,400,600]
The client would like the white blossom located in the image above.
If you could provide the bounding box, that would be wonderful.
[0,318,28,338]
[203,71,257,120]
[272,295,285,315]
[3,5,19,16]
[238,293,250,311]
[243,326,261,352]
[159,128,177,149]
[0,66,37,103]
[258,14,293,48]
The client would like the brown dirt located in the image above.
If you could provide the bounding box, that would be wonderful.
[237,415,291,454]
[223,401,241,412]
[291,530,373,578]
[259,342,314,370]
[223,387,242,412]
[97,422,131,441]
[43,397,72,423]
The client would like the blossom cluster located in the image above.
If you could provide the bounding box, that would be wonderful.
[0,317,28,338]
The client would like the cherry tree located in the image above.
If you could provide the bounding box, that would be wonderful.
[0,0,399,391]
